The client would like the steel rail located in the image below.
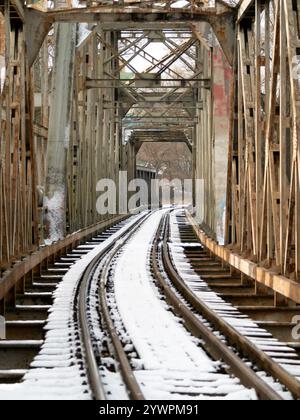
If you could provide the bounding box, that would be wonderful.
[78,213,149,400]
[151,212,284,400]
[164,213,300,399]
[0,215,128,303]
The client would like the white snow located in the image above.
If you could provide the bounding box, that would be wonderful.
[1,208,297,400]
[44,189,65,243]
[168,209,300,397]
[113,210,255,400]
[0,213,146,400]
[0,56,5,93]
[64,125,70,149]
[77,23,92,47]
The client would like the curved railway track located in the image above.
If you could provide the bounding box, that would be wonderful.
[1,209,300,400]
[0,215,128,386]
[78,213,149,400]
[151,210,300,400]
[78,208,300,400]
[77,209,253,400]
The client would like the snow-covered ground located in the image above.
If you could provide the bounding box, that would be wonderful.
[0,213,146,400]
[2,208,296,400]
[112,210,256,400]
[169,209,300,398]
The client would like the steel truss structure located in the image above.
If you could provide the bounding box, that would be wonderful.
[226,0,300,284]
[0,0,300,305]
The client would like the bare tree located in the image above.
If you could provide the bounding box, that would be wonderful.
[137,142,192,180]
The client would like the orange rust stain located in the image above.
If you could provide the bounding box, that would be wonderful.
[213,46,232,118]
[0,14,5,56]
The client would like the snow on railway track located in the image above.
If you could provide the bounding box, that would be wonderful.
[0,213,147,400]
[112,210,256,400]
[2,208,298,400]
[168,209,300,398]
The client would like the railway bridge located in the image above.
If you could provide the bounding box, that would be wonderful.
[0,0,300,400]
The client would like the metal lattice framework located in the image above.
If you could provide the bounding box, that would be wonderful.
[226,0,300,284]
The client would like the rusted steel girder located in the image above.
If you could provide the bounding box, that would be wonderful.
[130,130,193,153]
[24,9,52,67]
[24,3,236,66]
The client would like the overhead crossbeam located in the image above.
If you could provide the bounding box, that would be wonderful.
[130,129,193,153]
[25,1,236,66]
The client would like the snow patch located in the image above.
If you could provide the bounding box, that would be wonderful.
[77,23,92,47]
[44,189,65,243]
[64,124,70,149]
[0,56,5,93]
[168,209,300,398]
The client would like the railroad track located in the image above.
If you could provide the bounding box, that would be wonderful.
[0,216,132,387]
[1,209,300,400]
[75,209,259,400]
[78,212,149,400]
[153,209,300,400]
[182,212,300,350]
